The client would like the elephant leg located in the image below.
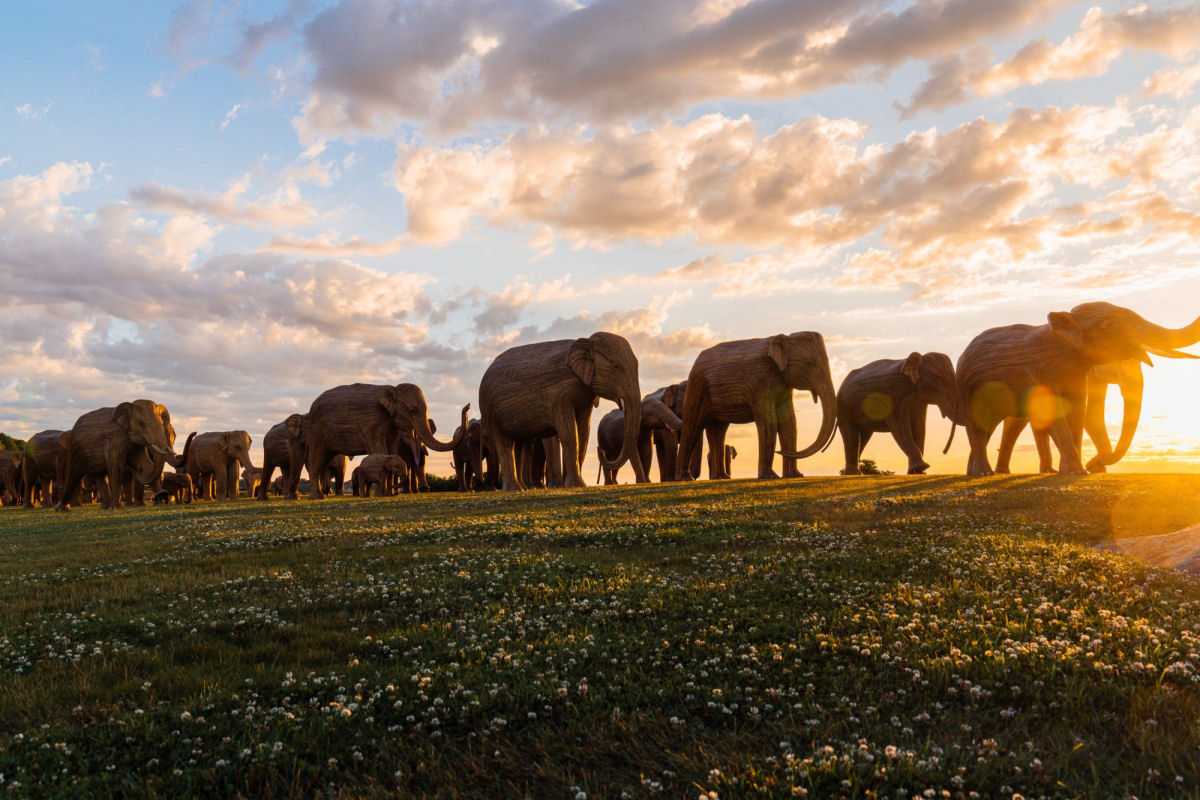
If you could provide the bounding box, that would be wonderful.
[839,420,861,475]
[705,425,729,479]
[654,430,676,483]
[557,409,585,489]
[776,400,801,479]
[493,429,523,492]
[994,417,1025,474]
[1031,429,1056,473]
[889,412,928,475]
[753,404,780,480]
[965,418,997,477]
[637,431,653,485]
[674,414,705,481]
[1048,412,1086,474]
[307,451,332,499]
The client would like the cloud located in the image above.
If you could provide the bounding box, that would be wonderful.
[130,169,316,228]
[15,102,52,122]
[901,4,1200,116]
[294,0,1072,140]
[1141,61,1200,99]
[0,161,463,440]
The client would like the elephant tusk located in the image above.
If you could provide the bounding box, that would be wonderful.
[1137,349,1154,366]
[1145,345,1200,360]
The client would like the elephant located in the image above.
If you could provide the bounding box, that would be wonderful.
[642,381,698,482]
[834,352,958,476]
[452,419,498,492]
[480,332,648,491]
[395,431,429,493]
[161,471,194,504]
[352,454,407,497]
[270,476,286,496]
[320,454,349,496]
[56,400,181,511]
[258,414,307,500]
[241,467,262,498]
[707,444,738,479]
[596,397,683,485]
[0,450,25,505]
[679,332,837,481]
[956,302,1200,476]
[303,383,467,499]
[185,430,257,501]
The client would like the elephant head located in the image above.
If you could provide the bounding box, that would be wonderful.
[569,332,646,480]
[117,400,180,482]
[901,351,958,454]
[285,413,307,445]
[641,397,682,434]
[1055,303,1200,469]
[218,431,257,472]
[381,384,468,453]
[770,332,838,460]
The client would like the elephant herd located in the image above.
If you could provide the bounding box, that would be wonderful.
[1,300,1196,511]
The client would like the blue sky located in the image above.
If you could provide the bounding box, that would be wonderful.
[2,0,1199,478]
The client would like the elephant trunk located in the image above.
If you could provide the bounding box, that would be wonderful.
[1138,314,1200,354]
[1087,363,1143,470]
[418,404,470,453]
[168,432,196,470]
[780,379,838,462]
[137,449,166,487]
[599,390,648,482]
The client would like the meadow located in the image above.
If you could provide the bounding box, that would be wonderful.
[2,475,1200,799]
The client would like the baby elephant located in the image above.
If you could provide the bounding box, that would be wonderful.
[836,352,957,475]
[596,397,683,484]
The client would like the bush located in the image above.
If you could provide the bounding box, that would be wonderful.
[0,432,27,451]
[858,458,894,475]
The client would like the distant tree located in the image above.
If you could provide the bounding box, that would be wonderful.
[424,473,458,492]
[0,432,27,451]
[858,458,894,476]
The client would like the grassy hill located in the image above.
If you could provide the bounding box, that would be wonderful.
[2,475,1200,798]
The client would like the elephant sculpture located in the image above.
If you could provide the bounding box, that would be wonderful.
[270,476,286,496]
[515,437,563,489]
[596,397,682,484]
[452,419,498,492]
[185,430,257,501]
[395,431,429,493]
[834,352,957,475]
[319,454,349,496]
[480,332,648,490]
[957,302,1200,476]
[0,450,25,505]
[642,382,690,482]
[680,332,837,480]
[22,431,67,508]
[352,454,407,497]
[707,444,738,479]
[161,471,194,504]
[258,414,307,500]
[303,383,466,499]
[56,400,180,511]
[241,467,262,498]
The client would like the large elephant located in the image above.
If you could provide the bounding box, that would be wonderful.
[56,400,180,511]
[0,450,23,505]
[957,302,1200,476]
[352,454,407,497]
[480,332,647,491]
[185,430,257,501]
[834,352,957,475]
[123,430,195,506]
[258,414,307,500]
[452,419,498,492]
[596,397,682,485]
[22,430,68,507]
[303,383,467,499]
[677,332,837,480]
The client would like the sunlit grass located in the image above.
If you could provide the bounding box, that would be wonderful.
[2,476,1200,797]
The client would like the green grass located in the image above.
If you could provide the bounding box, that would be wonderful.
[3,475,1200,798]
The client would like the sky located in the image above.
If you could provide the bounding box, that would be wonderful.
[1,0,1199,480]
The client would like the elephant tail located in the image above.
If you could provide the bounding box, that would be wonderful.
[596,445,603,484]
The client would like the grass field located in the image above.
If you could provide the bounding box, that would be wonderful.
[3,475,1200,798]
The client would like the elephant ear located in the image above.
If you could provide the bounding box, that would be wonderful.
[158,405,171,423]
[901,352,923,384]
[567,338,595,386]
[767,334,789,374]
[1049,311,1085,351]
[112,402,133,430]
[662,384,678,409]
[428,418,437,435]
[285,413,305,438]
[379,386,401,417]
